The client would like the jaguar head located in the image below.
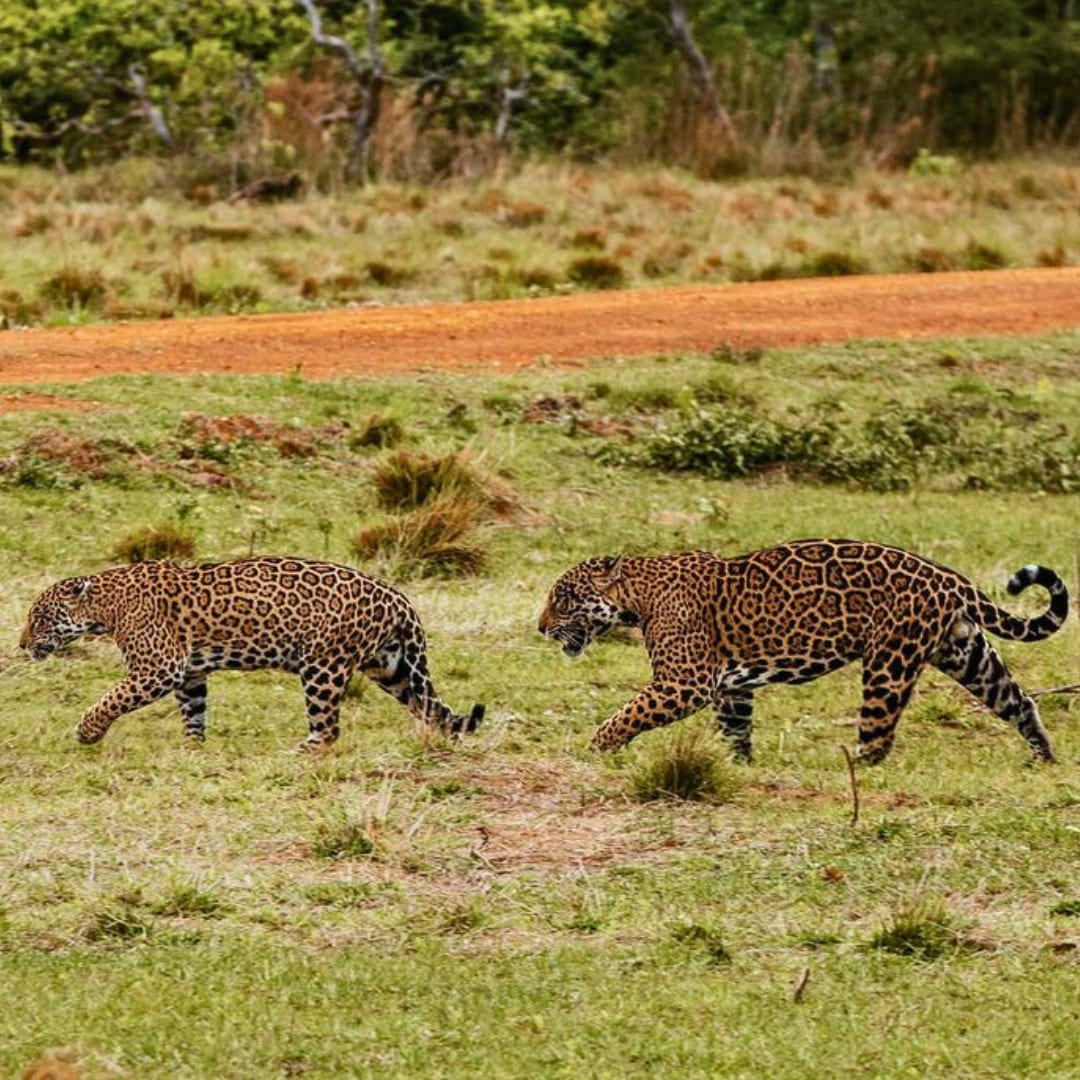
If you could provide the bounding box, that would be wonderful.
[19,577,106,660]
[538,556,638,658]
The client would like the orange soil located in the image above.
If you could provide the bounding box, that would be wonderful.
[0,268,1077,394]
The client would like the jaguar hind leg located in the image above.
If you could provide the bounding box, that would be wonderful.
[299,658,351,750]
[932,621,1055,762]
[713,691,754,762]
[175,675,208,742]
[855,648,926,764]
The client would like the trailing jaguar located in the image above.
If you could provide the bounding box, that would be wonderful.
[20,556,483,748]
[538,539,1068,764]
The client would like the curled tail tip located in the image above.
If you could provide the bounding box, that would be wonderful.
[1007,563,1063,596]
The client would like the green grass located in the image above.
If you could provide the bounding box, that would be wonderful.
[0,156,1078,326]
[1,333,1079,1078]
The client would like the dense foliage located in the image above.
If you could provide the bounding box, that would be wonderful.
[0,0,1078,181]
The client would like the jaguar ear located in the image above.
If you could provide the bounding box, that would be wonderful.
[591,556,624,589]
[62,577,92,601]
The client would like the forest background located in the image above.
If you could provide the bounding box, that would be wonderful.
[2,0,1078,192]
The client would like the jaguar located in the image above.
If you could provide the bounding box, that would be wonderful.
[538,539,1068,764]
[20,556,483,748]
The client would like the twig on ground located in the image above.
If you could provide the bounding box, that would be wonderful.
[840,745,859,827]
[792,967,811,1004]
[1030,684,1080,698]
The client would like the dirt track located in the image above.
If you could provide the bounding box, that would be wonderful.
[0,267,1078,389]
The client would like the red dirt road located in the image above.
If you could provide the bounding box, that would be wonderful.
[1,267,1078,387]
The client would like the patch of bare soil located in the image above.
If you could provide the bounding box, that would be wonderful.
[0,268,1077,386]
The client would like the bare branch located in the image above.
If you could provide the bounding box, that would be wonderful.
[128,65,174,147]
[666,0,738,144]
[297,0,385,181]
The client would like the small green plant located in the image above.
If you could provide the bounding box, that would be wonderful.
[670,920,732,964]
[801,250,868,277]
[1050,900,1080,917]
[149,885,231,919]
[83,895,153,942]
[312,816,377,860]
[630,727,740,803]
[110,523,196,563]
[869,897,978,959]
[908,149,962,177]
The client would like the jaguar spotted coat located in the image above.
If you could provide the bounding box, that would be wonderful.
[538,539,1068,764]
[20,557,483,748]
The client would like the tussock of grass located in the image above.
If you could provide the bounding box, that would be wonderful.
[869,897,987,959]
[372,449,520,519]
[353,495,488,577]
[110,523,196,563]
[312,817,377,861]
[568,255,626,289]
[630,728,741,803]
[670,920,732,965]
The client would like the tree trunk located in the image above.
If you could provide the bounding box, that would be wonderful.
[667,0,738,145]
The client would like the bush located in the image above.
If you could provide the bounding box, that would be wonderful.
[602,394,1080,495]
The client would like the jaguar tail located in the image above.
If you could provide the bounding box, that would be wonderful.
[975,564,1069,642]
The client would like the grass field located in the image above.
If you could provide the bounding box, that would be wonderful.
[1,156,1078,327]
[1,333,1079,1079]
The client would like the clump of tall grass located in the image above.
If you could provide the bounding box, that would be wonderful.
[372,449,520,519]
[110,523,197,563]
[351,413,405,449]
[869,897,987,959]
[353,495,488,577]
[630,727,741,803]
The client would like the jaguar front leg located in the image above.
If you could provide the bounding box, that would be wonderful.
[75,670,179,744]
[591,679,712,750]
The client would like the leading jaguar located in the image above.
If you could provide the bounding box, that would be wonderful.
[538,539,1068,764]
[20,557,483,749]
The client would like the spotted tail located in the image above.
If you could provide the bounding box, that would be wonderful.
[975,564,1069,642]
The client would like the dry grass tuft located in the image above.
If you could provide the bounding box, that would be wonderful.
[351,413,405,449]
[568,255,626,290]
[110,523,197,564]
[630,727,741,803]
[352,495,488,577]
[39,266,107,309]
[372,449,520,519]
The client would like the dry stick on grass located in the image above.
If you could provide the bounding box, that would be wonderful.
[840,745,860,827]
[1030,684,1080,698]
[792,967,812,1004]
